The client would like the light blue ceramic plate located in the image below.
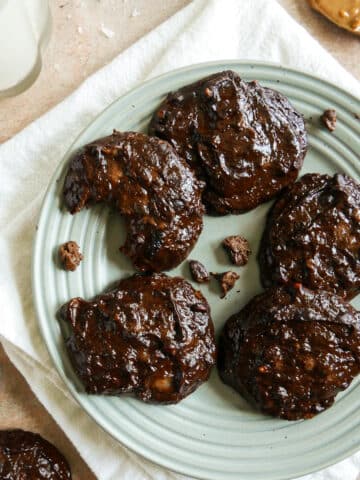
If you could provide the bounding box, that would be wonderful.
[33,61,360,480]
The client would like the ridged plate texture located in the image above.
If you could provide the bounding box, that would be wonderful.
[33,61,360,480]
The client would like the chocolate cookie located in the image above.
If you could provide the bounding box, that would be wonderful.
[149,70,307,214]
[218,284,360,420]
[259,173,360,299]
[0,429,71,479]
[63,131,204,272]
[59,273,216,404]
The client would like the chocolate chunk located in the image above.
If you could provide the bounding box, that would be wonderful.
[321,109,337,132]
[0,429,71,479]
[211,271,240,298]
[189,260,210,283]
[59,241,83,271]
[223,235,251,266]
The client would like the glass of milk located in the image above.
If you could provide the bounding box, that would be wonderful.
[0,0,51,97]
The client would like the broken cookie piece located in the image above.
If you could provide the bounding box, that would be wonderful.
[189,260,210,283]
[0,430,71,479]
[212,271,240,298]
[321,109,337,132]
[223,235,251,266]
[63,131,204,272]
[59,241,83,271]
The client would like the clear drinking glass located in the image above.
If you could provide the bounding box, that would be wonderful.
[0,0,51,98]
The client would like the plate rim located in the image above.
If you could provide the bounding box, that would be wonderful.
[32,59,360,480]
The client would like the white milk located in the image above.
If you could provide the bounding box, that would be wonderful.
[0,0,51,96]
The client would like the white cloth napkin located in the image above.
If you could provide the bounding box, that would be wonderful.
[1,0,360,479]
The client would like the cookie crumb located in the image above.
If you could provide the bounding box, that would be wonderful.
[59,241,83,271]
[223,235,251,266]
[189,260,210,283]
[100,23,115,38]
[321,109,337,132]
[211,271,239,298]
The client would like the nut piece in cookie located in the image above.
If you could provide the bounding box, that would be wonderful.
[212,271,239,298]
[0,429,71,479]
[218,284,360,420]
[59,241,83,271]
[321,109,337,132]
[223,235,251,266]
[59,273,216,404]
[189,260,210,283]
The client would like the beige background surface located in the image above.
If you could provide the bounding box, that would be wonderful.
[0,1,359,479]
[0,0,359,143]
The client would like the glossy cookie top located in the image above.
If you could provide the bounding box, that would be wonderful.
[218,284,360,420]
[259,173,360,299]
[59,273,216,404]
[149,70,307,214]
